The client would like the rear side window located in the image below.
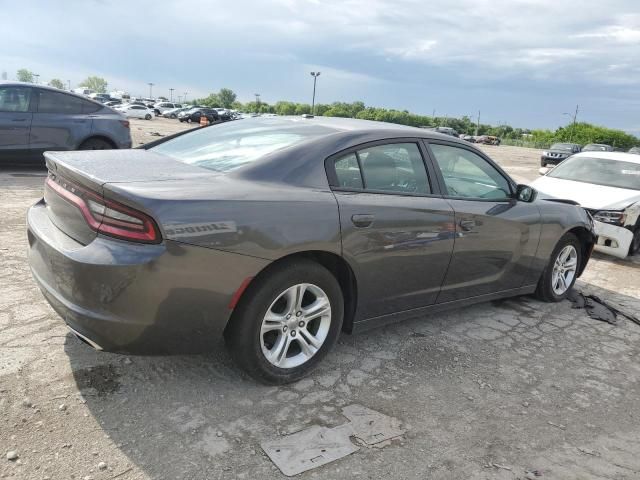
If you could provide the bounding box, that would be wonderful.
[0,86,31,112]
[333,143,431,194]
[81,99,102,113]
[335,153,363,189]
[37,90,84,114]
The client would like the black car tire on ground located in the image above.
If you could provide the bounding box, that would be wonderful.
[629,222,640,256]
[541,159,546,167]
[154,109,160,116]
[187,118,192,123]
[225,259,344,385]
[145,114,152,120]
[535,233,582,302]
[79,138,113,150]
[170,114,177,119]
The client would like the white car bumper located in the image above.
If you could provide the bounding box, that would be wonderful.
[593,220,633,259]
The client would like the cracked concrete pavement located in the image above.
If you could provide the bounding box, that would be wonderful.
[1,122,639,479]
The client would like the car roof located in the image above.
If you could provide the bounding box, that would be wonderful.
[0,81,104,105]
[232,115,460,139]
[572,151,640,164]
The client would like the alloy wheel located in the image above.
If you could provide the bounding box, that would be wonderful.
[551,245,578,295]
[260,283,331,369]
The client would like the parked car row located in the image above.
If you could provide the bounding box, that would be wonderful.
[540,143,629,166]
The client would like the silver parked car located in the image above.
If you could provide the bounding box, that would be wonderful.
[0,82,132,164]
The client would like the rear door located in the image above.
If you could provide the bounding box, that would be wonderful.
[0,85,33,161]
[30,89,93,157]
[425,141,541,302]
[328,140,455,320]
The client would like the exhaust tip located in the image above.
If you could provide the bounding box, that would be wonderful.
[67,326,103,351]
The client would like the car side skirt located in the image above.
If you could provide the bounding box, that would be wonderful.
[351,285,537,333]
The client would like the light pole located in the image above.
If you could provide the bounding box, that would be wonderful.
[148,82,154,100]
[184,91,188,103]
[310,72,321,115]
[67,79,71,90]
[169,88,174,102]
[34,74,39,84]
[254,93,260,113]
[562,105,579,141]
[475,110,481,136]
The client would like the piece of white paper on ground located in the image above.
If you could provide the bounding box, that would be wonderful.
[261,404,405,476]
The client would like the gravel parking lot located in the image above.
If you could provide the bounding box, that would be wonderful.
[1,119,639,480]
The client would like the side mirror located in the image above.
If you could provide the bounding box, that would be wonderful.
[516,184,537,202]
[538,167,550,175]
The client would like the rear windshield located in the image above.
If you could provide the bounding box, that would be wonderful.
[150,119,333,172]
[548,156,640,190]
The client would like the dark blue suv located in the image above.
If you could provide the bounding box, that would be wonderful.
[0,82,132,165]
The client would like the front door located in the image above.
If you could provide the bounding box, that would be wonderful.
[0,85,33,161]
[426,142,541,303]
[329,141,456,320]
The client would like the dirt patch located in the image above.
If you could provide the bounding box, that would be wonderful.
[73,364,121,396]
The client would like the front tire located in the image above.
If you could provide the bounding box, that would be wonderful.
[629,224,640,256]
[225,260,344,384]
[145,114,152,120]
[535,233,581,302]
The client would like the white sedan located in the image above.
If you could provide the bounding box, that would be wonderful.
[119,104,154,120]
[532,151,640,259]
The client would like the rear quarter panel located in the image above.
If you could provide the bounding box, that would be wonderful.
[103,178,342,261]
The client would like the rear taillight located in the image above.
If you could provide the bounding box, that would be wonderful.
[119,120,130,129]
[45,176,160,243]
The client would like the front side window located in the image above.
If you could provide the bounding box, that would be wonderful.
[0,87,31,112]
[430,144,511,199]
[37,90,84,114]
[333,143,430,194]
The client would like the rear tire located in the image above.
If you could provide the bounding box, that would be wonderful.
[145,114,152,120]
[535,233,581,302]
[225,259,344,385]
[170,114,177,119]
[79,138,113,150]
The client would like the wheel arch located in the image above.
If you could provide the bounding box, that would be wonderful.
[566,225,595,276]
[78,134,117,149]
[228,250,359,334]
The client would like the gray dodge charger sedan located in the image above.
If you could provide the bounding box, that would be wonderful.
[27,117,595,384]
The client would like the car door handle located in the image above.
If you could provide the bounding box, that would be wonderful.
[459,219,475,231]
[11,118,27,122]
[351,214,374,228]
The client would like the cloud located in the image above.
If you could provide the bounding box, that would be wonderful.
[1,0,639,132]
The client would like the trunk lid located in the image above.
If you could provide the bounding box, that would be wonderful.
[43,149,220,244]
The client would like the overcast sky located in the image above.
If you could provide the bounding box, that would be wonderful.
[2,0,639,134]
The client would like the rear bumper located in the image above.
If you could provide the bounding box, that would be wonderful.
[27,200,269,353]
[593,221,633,259]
